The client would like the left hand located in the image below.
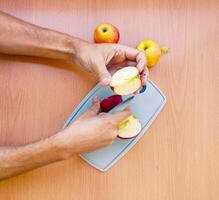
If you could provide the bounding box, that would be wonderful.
[74,41,149,86]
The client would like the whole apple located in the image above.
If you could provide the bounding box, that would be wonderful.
[137,39,168,68]
[94,23,120,43]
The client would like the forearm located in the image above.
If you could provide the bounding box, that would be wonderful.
[0,133,66,180]
[0,11,80,60]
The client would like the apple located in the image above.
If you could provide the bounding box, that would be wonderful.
[110,66,141,95]
[136,39,169,68]
[117,115,142,139]
[94,23,120,43]
[100,95,122,112]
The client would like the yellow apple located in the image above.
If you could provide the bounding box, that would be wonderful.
[136,39,168,68]
[94,23,120,43]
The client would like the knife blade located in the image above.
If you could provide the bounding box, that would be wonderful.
[108,95,134,114]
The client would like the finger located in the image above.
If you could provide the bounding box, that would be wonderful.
[110,110,132,124]
[87,96,100,115]
[108,61,137,69]
[136,51,147,73]
[125,61,137,66]
[140,67,149,85]
[94,59,111,86]
[123,46,140,61]
[141,75,147,86]
[108,61,137,74]
[122,46,146,72]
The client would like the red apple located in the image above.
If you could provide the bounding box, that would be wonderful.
[94,23,120,43]
[100,95,122,112]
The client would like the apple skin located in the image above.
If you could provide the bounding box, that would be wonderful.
[94,23,120,43]
[100,95,122,112]
[137,39,162,68]
[117,134,138,140]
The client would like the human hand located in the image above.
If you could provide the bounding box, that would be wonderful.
[55,97,131,157]
[74,41,149,86]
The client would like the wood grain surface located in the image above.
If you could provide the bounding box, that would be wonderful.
[0,0,219,199]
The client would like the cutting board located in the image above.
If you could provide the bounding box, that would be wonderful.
[63,79,166,171]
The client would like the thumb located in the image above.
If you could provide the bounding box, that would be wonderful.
[110,110,132,124]
[94,60,111,86]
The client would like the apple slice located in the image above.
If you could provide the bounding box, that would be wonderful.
[110,66,141,95]
[113,78,141,95]
[117,115,142,139]
[100,95,122,112]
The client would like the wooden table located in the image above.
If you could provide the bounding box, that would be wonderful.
[0,0,218,199]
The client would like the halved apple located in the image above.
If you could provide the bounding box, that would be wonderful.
[117,114,142,139]
[110,66,141,95]
[100,95,122,112]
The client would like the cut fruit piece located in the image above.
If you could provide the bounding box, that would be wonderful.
[117,115,142,139]
[113,78,141,95]
[110,67,139,87]
[110,66,141,95]
[100,95,122,112]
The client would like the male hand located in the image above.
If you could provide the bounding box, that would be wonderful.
[55,97,131,157]
[74,41,149,86]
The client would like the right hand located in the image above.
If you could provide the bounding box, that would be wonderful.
[55,97,131,157]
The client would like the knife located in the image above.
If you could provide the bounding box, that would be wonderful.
[98,85,146,114]
[108,95,134,114]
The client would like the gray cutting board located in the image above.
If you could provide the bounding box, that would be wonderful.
[63,79,166,171]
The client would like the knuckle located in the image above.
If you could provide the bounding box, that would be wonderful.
[139,51,145,57]
[106,119,115,127]
[102,116,115,127]
[139,51,147,61]
[99,114,109,121]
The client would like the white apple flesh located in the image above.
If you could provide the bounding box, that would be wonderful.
[110,67,141,95]
[117,115,142,139]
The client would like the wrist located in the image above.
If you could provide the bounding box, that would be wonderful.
[61,35,81,61]
[52,129,77,160]
[64,36,92,62]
